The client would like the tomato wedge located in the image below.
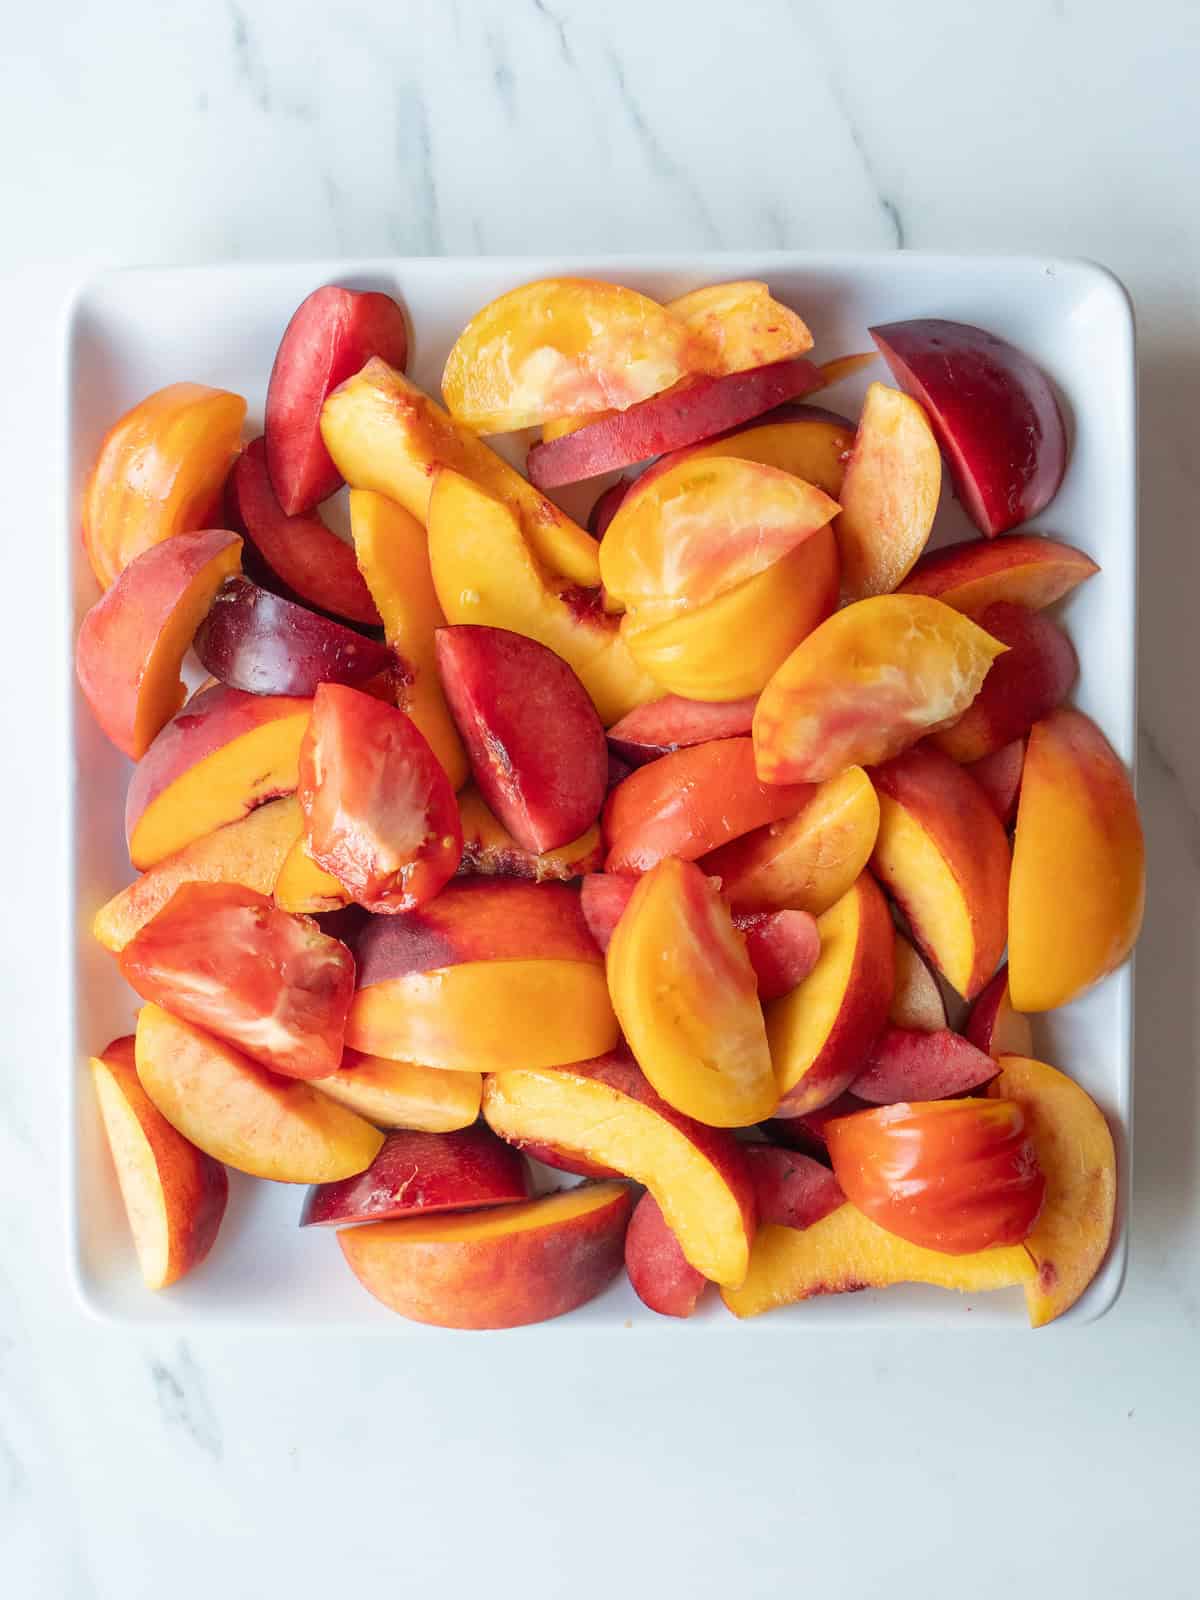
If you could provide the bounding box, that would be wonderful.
[299,684,462,913]
[118,883,355,1079]
[824,1098,1045,1255]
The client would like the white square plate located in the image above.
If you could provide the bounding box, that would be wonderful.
[63,253,1136,1331]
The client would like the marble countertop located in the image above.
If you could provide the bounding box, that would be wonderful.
[3,2,1198,1595]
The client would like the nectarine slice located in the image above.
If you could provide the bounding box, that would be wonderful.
[310,1051,482,1133]
[753,595,1006,784]
[82,382,246,590]
[321,359,601,588]
[721,1203,1035,1317]
[606,858,776,1128]
[273,834,352,914]
[126,683,312,870]
[135,1005,383,1182]
[965,965,1033,1060]
[898,532,1099,614]
[298,684,462,913]
[338,1180,633,1329]
[703,765,879,918]
[426,469,655,726]
[931,601,1077,763]
[483,1052,756,1285]
[119,883,355,1079]
[458,786,602,882]
[526,357,825,489]
[94,796,302,954]
[436,625,607,854]
[230,437,382,627]
[666,280,813,373]
[870,318,1068,537]
[624,1192,708,1318]
[76,529,242,759]
[443,277,699,432]
[1009,708,1144,1011]
[90,1037,227,1289]
[300,1124,529,1226]
[620,533,840,701]
[600,455,839,628]
[603,737,810,873]
[870,743,1011,1000]
[348,488,467,788]
[849,1027,997,1105]
[265,285,409,515]
[606,693,757,766]
[988,1056,1117,1326]
[835,382,941,600]
[766,873,894,1116]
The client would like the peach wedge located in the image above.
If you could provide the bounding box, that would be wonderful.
[835,382,941,601]
[753,595,1005,784]
[666,280,813,373]
[870,743,1011,1000]
[311,1052,483,1134]
[339,1181,633,1330]
[482,1052,757,1286]
[135,1005,383,1183]
[899,532,1099,614]
[721,1203,1034,1318]
[606,858,777,1127]
[1008,708,1144,1011]
[988,1055,1117,1326]
[320,358,601,589]
[90,1037,227,1289]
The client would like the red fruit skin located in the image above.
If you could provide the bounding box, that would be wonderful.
[526,357,826,489]
[735,909,820,1001]
[230,438,382,627]
[299,1125,532,1227]
[606,694,758,768]
[118,883,355,1079]
[870,318,1068,537]
[624,1192,708,1319]
[743,1145,845,1230]
[435,625,608,854]
[935,602,1078,762]
[763,1093,864,1156]
[194,577,393,696]
[266,286,409,515]
[966,740,1025,825]
[519,1142,622,1182]
[848,1026,999,1105]
[351,878,602,985]
[580,873,637,952]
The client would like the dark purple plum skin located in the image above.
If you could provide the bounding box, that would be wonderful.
[193,577,393,696]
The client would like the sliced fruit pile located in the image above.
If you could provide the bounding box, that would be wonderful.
[77,274,1142,1330]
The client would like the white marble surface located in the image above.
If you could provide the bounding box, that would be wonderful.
[2,1,1199,1595]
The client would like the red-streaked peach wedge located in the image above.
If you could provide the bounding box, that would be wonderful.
[666,280,813,373]
[607,858,777,1127]
[988,1055,1117,1326]
[82,383,245,590]
[1008,709,1145,1011]
[125,683,312,870]
[76,529,242,759]
[753,595,1006,784]
[835,382,941,600]
[135,1005,383,1183]
[703,765,879,917]
[483,1051,756,1285]
[766,873,894,1116]
[338,1181,633,1329]
[870,743,1011,1000]
[90,1036,228,1289]
[898,532,1099,614]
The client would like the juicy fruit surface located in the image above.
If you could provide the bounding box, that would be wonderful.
[752,595,1006,783]
[835,382,941,600]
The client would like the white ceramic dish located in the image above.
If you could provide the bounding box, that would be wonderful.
[62,253,1136,1331]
